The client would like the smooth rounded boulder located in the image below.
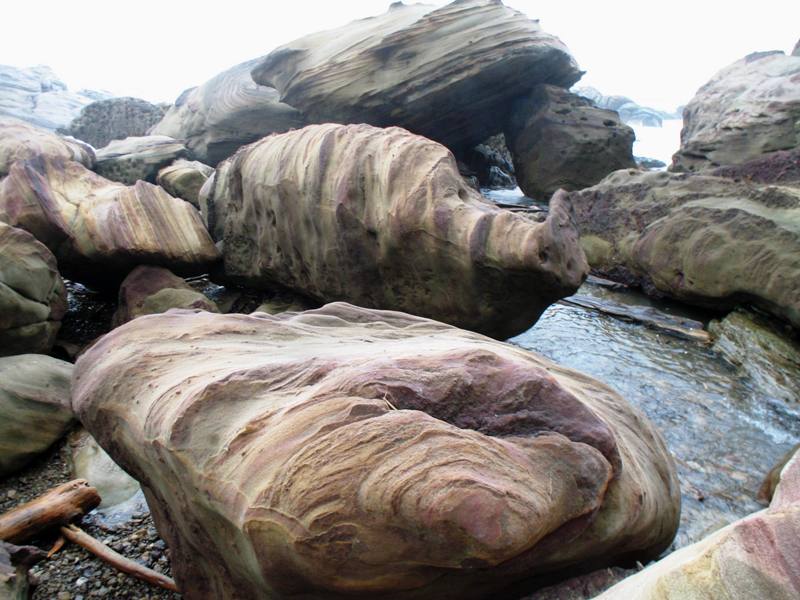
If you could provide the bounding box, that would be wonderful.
[568,169,800,328]
[0,116,94,176]
[0,221,66,356]
[0,354,74,476]
[72,304,680,600]
[203,123,587,339]
[252,0,581,152]
[156,159,214,206]
[0,156,219,284]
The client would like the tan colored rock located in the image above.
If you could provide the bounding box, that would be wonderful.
[758,443,800,504]
[203,123,587,339]
[595,447,800,600]
[0,116,94,176]
[252,0,580,152]
[69,428,140,509]
[150,58,305,165]
[671,50,800,172]
[94,134,190,185]
[112,265,218,326]
[0,222,66,356]
[156,159,214,206]
[73,304,680,600]
[0,156,219,283]
[0,354,74,477]
[568,169,800,328]
[506,85,635,200]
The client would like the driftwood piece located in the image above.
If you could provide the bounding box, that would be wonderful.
[60,524,178,592]
[0,479,100,544]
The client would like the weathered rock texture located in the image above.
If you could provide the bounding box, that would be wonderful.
[60,97,166,149]
[73,304,680,600]
[0,354,73,477]
[150,58,305,165]
[574,86,678,127]
[251,0,581,152]
[568,169,800,328]
[94,135,190,185]
[112,265,218,326]
[203,123,587,339]
[0,64,111,131]
[710,147,800,185]
[506,85,635,200]
[156,159,214,206]
[0,156,219,283]
[759,443,800,505]
[671,50,800,172]
[0,222,66,356]
[0,117,94,176]
[596,447,800,599]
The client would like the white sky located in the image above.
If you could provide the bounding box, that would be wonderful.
[2,1,798,112]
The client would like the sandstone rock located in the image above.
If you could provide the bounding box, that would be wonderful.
[202,123,587,339]
[711,147,800,185]
[0,541,43,600]
[506,85,635,200]
[60,97,166,149]
[758,443,800,505]
[150,58,305,165]
[574,86,677,126]
[0,156,219,283]
[252,0,580,152]
[0,354,74,477]
[156,159,214,206]
[0,222,66,356]
[671,50,800,172]
[69,428,141,509]
[73,304,680,599]
[112,265,218,326]
[709,310,800,405]
[94,134,190,184]
[0,64,111,131]
[568,169,800,328]
[0,116,94,176]
[463,133,516,189]
[595,447,800,599]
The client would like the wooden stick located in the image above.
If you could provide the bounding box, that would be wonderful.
[0,479,100,544]
[47,535,66,558]
[60,524,178,592]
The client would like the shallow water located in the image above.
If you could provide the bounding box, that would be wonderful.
[511,283,800,549]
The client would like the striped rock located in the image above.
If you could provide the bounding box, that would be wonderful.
[73,303,680,599]
[0,116,93,176]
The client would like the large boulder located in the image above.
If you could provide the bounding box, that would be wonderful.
[150,58,305,165]
[94,134,190,184]
[156,159,214,206]
[0,116,94,176]
[0,222,66,356]
[710,147,800,185]
[0,156,219,283]
[112,265,219,326]
[251,0,581,153]
[568,169,800,328]
[0,354,74,476]
[73,304,680,600]
[0,64,111,131]
[202,123,587,339]
[60,97,166,149]
[573,86,676,126]
[595,447,800,599]
[506,85,635,200]
[671,50,800,172]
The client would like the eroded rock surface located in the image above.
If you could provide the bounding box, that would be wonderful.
[94,135,190,185]
[0,117,94,176]
[156,159,214,206]
[0,222,66,356]
[60,97,166,149]
[506,85,635,200]
[73,304,680,599]
[596,447,800,599]
[568,169,800,328]
[0,354,73,477]
[112,265,218,326]
[0,156,219,283]
[203,123,587,338]
[150,58,304,165]
[252,0,580,152]
[671,50,800,172]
